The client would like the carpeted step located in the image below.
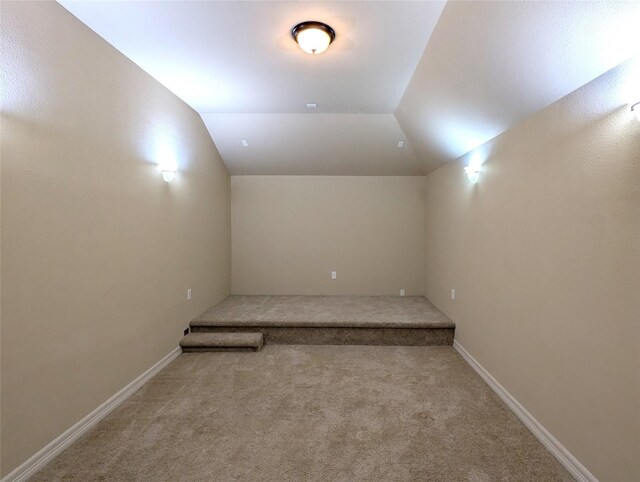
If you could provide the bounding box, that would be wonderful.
[180,332,264,352]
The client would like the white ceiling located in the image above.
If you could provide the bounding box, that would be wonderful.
[58,1,639,176]
[57,1,445,113]
[58,0,445,176]
[202,113,420,175]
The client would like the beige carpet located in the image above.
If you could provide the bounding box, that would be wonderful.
[32,346,572,481]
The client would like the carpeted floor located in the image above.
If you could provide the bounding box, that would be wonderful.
[32,346,572,481]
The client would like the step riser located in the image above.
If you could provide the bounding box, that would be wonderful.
[190,326,454,346]
[179,332,264,352]
[181,346,262,353]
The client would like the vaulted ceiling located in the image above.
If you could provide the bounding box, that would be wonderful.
[58,1,640,175]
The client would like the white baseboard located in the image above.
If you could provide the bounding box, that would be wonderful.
[453,340,597,482]
[2,347,182,482]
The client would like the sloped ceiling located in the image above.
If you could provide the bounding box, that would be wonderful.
[58,1,640,175]
[396,0,640,173]
[57,0,444,175]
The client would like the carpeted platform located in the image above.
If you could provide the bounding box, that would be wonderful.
[32,346,572,481]
[190,295,455,345]
[193,295,453,326]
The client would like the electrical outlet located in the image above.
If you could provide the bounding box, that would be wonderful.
[183,328,189,336]
[331,271,337,280]
[187,288,192,301]
[400,289,405,297]
[451,288,455,300]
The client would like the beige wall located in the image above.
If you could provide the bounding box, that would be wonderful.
[0,2,231,476]
[423,59,640,481]
[232,176,424,295]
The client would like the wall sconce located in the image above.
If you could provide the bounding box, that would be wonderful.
[631,102,640,121]
[464,165,481,183]
[161,169,176,182]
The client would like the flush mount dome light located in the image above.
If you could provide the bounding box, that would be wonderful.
[292,21,335,55]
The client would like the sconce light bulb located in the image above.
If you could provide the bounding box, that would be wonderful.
[161,170,176,182]
[464,165,481,183]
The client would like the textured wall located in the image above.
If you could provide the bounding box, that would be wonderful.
[232,176,424,296]
[423,60,640,481]
[0,2,230,475]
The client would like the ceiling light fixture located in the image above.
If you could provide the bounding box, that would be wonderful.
[631,102,640,121]
[292,21,335,55]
